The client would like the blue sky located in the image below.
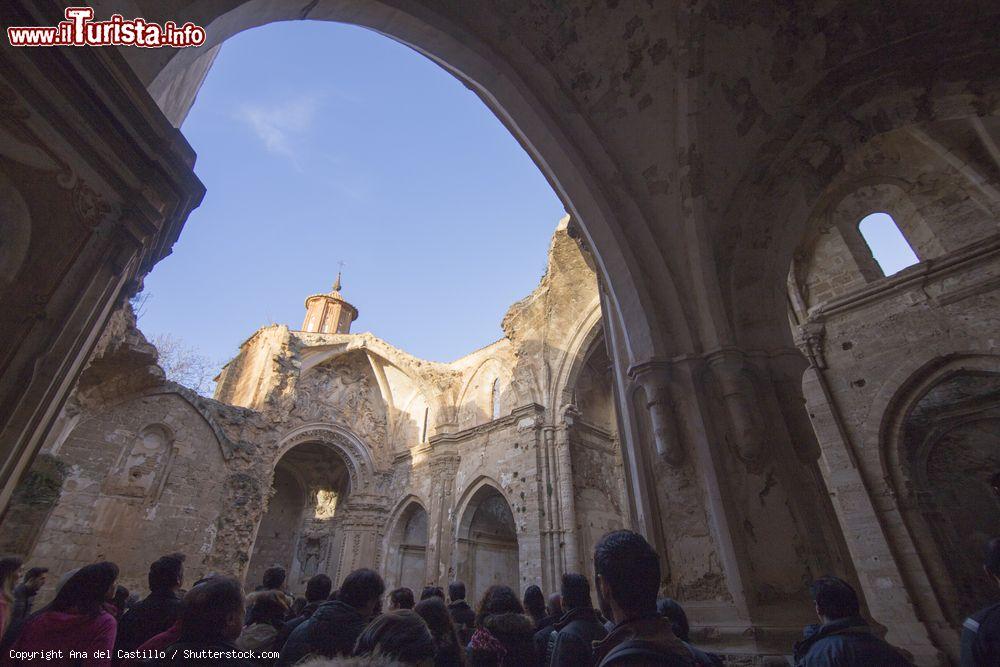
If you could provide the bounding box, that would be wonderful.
[138,21,564,368]
[857,212,920,275]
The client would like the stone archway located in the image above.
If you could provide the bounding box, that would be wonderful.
[384,498,429,594]
[246,441,350,594]
[455,482,519,605]
[884,360,1000,626]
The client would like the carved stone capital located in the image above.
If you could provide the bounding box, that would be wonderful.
[626,361,684,466]
[706,351,764,463]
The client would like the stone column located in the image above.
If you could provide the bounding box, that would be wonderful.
[425,454,460,586]
[613,347,855,656]
[553,419,580,577]
[334,495,388,584]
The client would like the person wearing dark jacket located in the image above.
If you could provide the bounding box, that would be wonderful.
[962,537,1000,666]
[274,573,332,651]
[589,531,693,667]
[155,576,252,667]
[793,576,911,666]
[278,567,384,666]
[116,554,185,652]
[523,585,546,629]
[546,574,606,667]
[532,594,562,661]
[657,598,722,667]
[468,585,537,667]
[448,581,476,646]
[0,566,47,651]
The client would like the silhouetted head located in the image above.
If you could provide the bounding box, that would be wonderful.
[339,568,385,619]
[561,574,591,612]
[809,576,860,622]
[656,598,690,642]
[475,585,524,628]
[305,574,333,603]
[149,554,185,594]
[447,581,466,603]
[390,587,415,610]
[49,561,119,616]
[420,586,444,601]
[180,576,245,643]
[246,589,290,627]
[353,609,435,665]
[414,596,459,645]
[594,530,660,621]
[523,585,545,621]
[546,593,562,618]
[262,566,286,591]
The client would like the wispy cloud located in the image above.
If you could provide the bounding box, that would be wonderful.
[235,95,321,162]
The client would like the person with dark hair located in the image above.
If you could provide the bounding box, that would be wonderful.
[354,609,437,665]
[523,586,546,628]
[422,586,445,601]
[12,567,45,622]
[0,557,22,640]
[657,598,721,667]
[391,587,416,610]
[1,565,46,650]
[237,589,291,661]
[156,576,251,666]
[261,566,286,592]
[543,573,606,667]
[414,596,466,666]
[468,585,536,666]
[11,561,120,667]
[962,537,1000,666]
[532,593,563,663]
[279,568,385,666]
[448,581,476,646]
[276,573,334,651]
[109,584,131,618]
[793,576,911,666]
[589,530,693,666]
[115,553,186,652]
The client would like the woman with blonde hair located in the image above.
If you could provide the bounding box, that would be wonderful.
[0,556,23,638]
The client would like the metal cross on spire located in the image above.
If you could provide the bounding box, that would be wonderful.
[332,260,346,292]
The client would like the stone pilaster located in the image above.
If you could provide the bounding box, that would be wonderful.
[425,453,460,585]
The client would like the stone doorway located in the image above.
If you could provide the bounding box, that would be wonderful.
[246,441,350,594]
[455,484,519,604]
[385,501,429,594]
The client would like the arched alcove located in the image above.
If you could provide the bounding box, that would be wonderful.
[385,500,429,593]
[892,368,1000,623]
[247,441,351,593]
[455,483,518,603]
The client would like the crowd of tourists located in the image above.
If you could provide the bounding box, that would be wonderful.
[1,530,997,666]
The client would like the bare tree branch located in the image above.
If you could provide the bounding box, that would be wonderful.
[151,333,217,397]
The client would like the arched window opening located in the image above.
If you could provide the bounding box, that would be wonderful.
[491,379,501,420]
[858,212,919,276]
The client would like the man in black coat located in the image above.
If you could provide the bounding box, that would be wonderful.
[274,573,332,652]
[793,576,911,666]
[447,581,476,646]
[116,554,185,652]
[278,568,384,666]
[547,574,607,667]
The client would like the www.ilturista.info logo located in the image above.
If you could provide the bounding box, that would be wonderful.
[7,7,206,48]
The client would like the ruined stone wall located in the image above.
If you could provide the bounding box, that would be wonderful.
[3,220,628,606]
[30,392,229,597]
[790,129,1000,662]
